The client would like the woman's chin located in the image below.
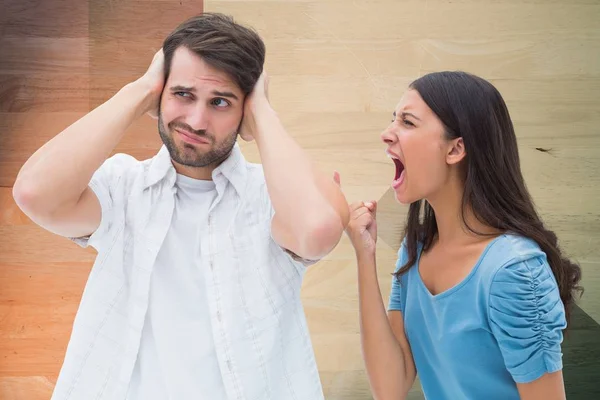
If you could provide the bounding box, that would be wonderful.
[394,191,412,205]
[394,188,420,205]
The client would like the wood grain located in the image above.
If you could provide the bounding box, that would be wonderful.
[1,0,598,398]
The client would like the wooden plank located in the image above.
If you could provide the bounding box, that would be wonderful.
[0,0,89,38]
[0,377,55,400]
[1,0,599,398]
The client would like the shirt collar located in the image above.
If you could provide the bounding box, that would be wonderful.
[144,143,248,196]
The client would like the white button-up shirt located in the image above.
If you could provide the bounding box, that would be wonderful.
[52,144,325,400]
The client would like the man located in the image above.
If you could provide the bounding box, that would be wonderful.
[13,13,349,400]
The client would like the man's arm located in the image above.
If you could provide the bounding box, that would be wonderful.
[13,50,164,238]
[241,73,349,261]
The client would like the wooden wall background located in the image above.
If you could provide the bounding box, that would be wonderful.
[1,0,599,398]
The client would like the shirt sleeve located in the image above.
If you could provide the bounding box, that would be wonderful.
[388,239,408,313]
[489,255,567,383]
[69,153,136,251]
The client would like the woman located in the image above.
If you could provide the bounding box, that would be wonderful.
[345,71,582,400]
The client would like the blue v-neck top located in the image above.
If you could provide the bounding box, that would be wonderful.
[388,233,566,400]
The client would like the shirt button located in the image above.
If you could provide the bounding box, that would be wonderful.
[217,311,221,322]
[227,360,232,370]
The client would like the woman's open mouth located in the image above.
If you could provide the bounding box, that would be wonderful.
[391,157,405,189]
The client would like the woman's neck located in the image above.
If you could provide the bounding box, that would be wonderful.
[427,178,499,247]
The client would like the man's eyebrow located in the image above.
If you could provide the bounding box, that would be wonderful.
[212,90,239,101]
[170,85,195,92]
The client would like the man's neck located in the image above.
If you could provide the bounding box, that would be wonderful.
[171,160,215,180]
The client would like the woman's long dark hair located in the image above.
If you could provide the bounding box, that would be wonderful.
[394,71,583,324]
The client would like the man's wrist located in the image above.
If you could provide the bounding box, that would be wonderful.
[250,99,277,140]
[125,78,160,119]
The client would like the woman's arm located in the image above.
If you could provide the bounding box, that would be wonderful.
[347,201,416,399]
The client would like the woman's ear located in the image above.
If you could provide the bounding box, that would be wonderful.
[446,137,466,165]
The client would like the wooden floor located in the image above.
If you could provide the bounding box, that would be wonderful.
[1,0,599,399]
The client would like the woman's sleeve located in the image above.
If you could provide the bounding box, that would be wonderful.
[489,255,567,383]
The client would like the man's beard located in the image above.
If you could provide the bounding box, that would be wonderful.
[158,113,237,169]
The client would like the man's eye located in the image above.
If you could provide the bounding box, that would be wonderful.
[212,98,230,108]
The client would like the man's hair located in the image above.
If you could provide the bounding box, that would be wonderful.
[162,13,266,95]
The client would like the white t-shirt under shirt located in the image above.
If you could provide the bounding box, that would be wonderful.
[127,173,227,399]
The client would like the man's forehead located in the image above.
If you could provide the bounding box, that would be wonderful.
[169,76,234,90]
[169,47,240,93]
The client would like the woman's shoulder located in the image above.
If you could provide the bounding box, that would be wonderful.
[480,233,565,334]
[465,233,560,310]
[477,233,548,277]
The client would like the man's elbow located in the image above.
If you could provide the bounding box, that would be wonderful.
[297,213,345,260]
[13,178,42,217]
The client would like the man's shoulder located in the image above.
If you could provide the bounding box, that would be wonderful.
[98,151,164,183]
[242,160,268,193]
[103,152,140,168]
[98,152,147,176]
[244,160,266,180]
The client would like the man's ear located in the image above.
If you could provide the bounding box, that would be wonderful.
[446,137,466,165]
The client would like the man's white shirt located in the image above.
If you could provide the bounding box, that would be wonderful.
[53,144,324,400]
